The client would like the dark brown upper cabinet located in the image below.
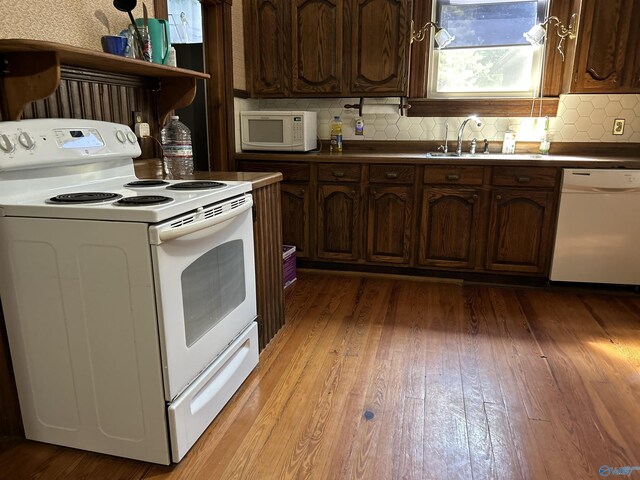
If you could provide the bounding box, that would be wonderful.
[291,0,343,94]
[345,0,412,95]
[568,0,640,93]
[244,0,290,96]
[244,0,413,97]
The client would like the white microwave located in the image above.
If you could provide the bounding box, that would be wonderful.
[240,111,317,152]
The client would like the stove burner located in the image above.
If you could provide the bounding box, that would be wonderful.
[167,181,227,190]
[48,192,122,204]
[125,180,170,187]
[114,195,174,206]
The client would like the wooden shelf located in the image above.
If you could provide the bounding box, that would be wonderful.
[0,39,210,123]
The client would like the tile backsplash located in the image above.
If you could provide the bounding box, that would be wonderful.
[240,94,640,146]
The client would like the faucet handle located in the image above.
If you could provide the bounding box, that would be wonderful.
[470,138,477,154]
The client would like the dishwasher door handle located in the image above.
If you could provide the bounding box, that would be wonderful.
[564,185,640,193]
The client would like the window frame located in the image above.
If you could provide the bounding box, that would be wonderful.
[408,0,572,117]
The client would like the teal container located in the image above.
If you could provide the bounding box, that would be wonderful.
[135,18,172,64]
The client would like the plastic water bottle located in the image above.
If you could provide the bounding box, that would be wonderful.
[330,116,343,153]
[161,116,194,178]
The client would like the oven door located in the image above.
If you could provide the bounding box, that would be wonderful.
[149,194,256,401]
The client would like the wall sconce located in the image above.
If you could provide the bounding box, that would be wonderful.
[411,20,455,49]
[523,13,578,61]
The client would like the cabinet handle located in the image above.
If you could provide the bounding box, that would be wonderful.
[351,190,356,195]
[468,194,478,204]
[385,172,399,179]
[446,174,460,181]
[516,176,531,183]
[332,171,345,178]
[496,194,502,201]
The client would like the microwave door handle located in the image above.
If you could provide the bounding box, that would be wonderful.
[150,198,253,244]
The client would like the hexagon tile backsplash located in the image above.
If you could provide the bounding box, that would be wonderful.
[255,94,640,144]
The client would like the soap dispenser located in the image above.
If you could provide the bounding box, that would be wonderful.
[539,116,551,155]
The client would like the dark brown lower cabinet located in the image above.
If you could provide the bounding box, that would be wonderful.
[485,189,556,273]
[317,184,361,261]
[418,187,482,269]
[281,182,310,259]
[366,185,414,264]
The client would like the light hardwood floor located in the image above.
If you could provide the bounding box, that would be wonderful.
[1,271,639,479]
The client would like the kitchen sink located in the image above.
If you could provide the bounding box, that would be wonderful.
[425,152,461,157]
[426,152,548,160]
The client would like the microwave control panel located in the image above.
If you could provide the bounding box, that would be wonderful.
[292,116,304,141]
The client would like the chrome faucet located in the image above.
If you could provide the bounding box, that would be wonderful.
[456,115,482,156]
[438,122,449,153]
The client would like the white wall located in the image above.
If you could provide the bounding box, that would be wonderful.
[0,0,150,52]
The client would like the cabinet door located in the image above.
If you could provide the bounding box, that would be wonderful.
[571,0,638,92]
[317,184,361,261]
[486,189,555,273]
[281,182,310,258]
[366,185,413,264]
[291,0,343,94]
[418,187,481,269]
[245,0,290,96]
[346,0,412,95]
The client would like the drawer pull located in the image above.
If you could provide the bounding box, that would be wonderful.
[385,172,399,179]
[517,176,531,183]
[332,171,345,178]
[446,174,460,181]
[468,194,478,204]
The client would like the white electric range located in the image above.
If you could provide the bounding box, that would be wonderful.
[0,119,259,464]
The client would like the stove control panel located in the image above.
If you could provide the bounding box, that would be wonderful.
[0,119,142,172]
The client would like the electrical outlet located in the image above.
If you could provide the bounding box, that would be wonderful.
[132,111,143,125]
[135,122,150,138]
[613,118,625,135]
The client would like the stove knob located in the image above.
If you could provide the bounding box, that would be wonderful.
[0,134,15,153]
[126,131,137,144]
[116,130,126,143]
[18,132,35,150]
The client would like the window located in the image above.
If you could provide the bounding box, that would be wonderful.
[428,0,549,98]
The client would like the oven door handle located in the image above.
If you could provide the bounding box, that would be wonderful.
[150,197,253,244]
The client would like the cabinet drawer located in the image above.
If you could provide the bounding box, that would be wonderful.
[492,167,557,188]
[318,163,361,182]
[424,166,484,185]
[369,165,415,184]
[237,161,310,182]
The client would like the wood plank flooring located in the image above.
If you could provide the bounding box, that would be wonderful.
[1,271,639,479]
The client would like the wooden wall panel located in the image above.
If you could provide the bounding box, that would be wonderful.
[0,302,22,442]
[252,182,285,350]
[0,67,160,159]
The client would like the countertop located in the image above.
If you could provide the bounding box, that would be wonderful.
[235,151,640,168]
[134,159,283,189]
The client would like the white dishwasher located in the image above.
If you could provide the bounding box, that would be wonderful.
[550,168,640,285]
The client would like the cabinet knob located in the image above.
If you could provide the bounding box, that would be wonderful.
[332,171,345,178]
[468,194,478,204]
[496,194,502,201]
[385,172,399,179]
[446,174,460,181]
[351,190,356,195]
[516,176,531,183]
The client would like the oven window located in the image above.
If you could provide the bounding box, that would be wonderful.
[181,239,246,347]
